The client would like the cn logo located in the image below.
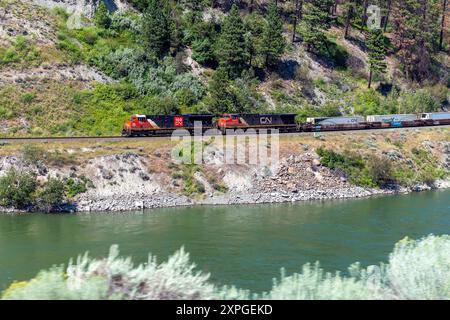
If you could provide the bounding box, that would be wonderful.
[174,116,184,127]
[260,117,273,125]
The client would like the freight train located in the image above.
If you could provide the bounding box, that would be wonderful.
[122,112,450,136]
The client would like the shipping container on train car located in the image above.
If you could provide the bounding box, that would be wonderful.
[146,114,215,130]
[366,114,418,123]
[306,116,365,125]
[421,112,450,120]
[217,113,297,131]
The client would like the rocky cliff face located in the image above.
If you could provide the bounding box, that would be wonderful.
[32,0,130,17]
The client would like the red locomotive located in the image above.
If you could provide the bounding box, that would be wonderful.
[122,114,215,136]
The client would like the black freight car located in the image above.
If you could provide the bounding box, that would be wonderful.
[146,114,216,131]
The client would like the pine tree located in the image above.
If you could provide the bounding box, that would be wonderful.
[439,0,448,50]
[301,0,334,53]
[142,0,171,59]
[367,28,387,88]
[292,0,304,43]
[215,4,249,78]
[243,13,266,67]
[391,0,441,82]
[343,0,357,39]
[208,67,234,114]
[384,0,393,31]
[262,2,286,67]
[94,0,111,29]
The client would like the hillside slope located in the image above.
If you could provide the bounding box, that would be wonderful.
[0,0,449,137]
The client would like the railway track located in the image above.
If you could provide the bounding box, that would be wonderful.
[0,124,448,143]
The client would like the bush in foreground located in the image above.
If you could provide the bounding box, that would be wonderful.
[2,235,449,300]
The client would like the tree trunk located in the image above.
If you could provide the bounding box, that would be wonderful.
[332,0,338,16]
[368,68,373,88]
[345,4,353,39]
[384,0,392,31]
[440,0,448,50]
[362,0,369,27]
[292,0,300,43]
[299,0,303,20]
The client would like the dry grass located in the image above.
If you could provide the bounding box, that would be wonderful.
[0,139,177,158]
[0,127,447,159]
[278,128,450,156]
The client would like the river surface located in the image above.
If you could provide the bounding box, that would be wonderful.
[0,189,449,293]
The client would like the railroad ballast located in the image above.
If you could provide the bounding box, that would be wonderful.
[122,112,450,136]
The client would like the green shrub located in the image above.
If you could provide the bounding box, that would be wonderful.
[353,89,382,116]
[398,89,441,113]
[65,178,87,198]
[77,27,100,45]
[411,147,446,184]
[316,147,347,170]
[0,36,42,67]
[324,40,348,69]
[0,168,37,209]
[35,178,66,213]
[316,147,376,187]
[180,164,205,195]
[22,144,47,166]
[65,177,89,198]
[2,235,449,300]
[94,1,111,29]
[367,156,396,187]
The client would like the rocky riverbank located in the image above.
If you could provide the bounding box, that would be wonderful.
[0,129,448,213]
[72,177,450,213]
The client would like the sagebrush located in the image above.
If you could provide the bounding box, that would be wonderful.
[2,234,449,300]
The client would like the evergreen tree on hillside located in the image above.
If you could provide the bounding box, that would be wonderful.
[243,13,266,67]
[215,4,249,78]
[300,0,334,53]
[142,0,171,59]
[208,67,234,114]
[262,2,286,67]
[439,0,448,50]
[181,0,209,11]
[343,0,357,39]
[391,0,441,82]
[94,1,111,29]
[129,0,149,11]
[367,28,387,88]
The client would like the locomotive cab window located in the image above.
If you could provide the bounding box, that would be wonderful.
[138,117,147,122]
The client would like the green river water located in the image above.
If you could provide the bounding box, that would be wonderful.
[0,189,449,293]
